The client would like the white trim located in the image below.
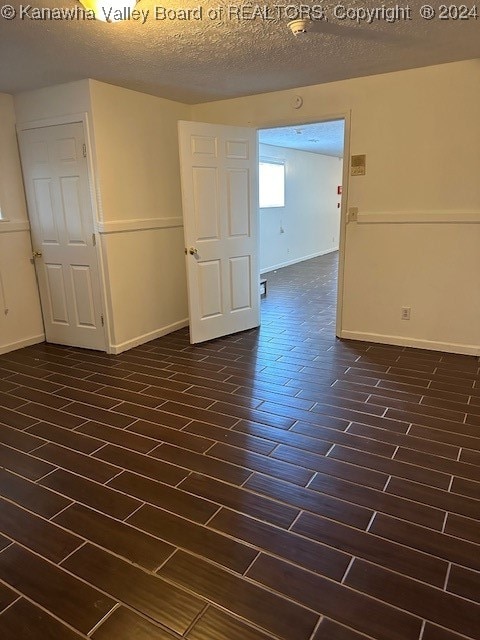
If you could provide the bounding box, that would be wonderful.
[97,217,184,234]
[261,247,338,274]
[108,318,189,355]
[16,113,86,131]
[0,221,30,233]
[357,210,480,224]
[253,110,352,131]
[335,111,350,339]
[340,330,480,357]
[0,334,45,356]
[17,113,108,352]
[256,110,350,341]
[82,112,111,352]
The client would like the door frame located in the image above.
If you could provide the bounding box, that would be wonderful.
[16,112,110,352]
[254,110,351,338]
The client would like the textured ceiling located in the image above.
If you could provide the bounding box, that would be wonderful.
[259,120,345,156]
[1,1,480,103]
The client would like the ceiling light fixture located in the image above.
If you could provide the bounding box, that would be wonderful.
[79,0,138,22]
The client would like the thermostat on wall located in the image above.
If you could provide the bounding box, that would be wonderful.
[351,154,366,176]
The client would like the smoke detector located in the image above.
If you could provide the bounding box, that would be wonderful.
[288,19,309,35]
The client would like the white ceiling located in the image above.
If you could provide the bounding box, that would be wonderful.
[1,1,480,103]
[259,120,345,156]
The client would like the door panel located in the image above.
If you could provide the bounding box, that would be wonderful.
[19,122,105,350]
[55,136,77,162]
[45,264,69,324]
[70,265,96,327]
[34,179,59,243]
[191,135,217,156]
[227,169,250,237]
[198,260,223,319]
[61,177,85,244]
[192,167,219,240]
[226,139,249,159]
[179,121,259,344]
[230,256,251,311]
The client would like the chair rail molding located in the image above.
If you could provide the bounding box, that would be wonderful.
[96,217,184,233]
[0,220,30,233]
[356,210,480,224]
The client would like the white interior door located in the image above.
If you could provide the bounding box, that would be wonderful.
[18,122,105,351]
[178,121,260,344]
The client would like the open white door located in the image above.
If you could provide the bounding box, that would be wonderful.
[178,121,260,344]
[18,122,105,351]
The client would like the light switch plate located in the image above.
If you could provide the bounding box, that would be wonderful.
[348,207,358,222]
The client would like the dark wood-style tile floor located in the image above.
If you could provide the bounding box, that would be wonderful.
[0,253,479,640]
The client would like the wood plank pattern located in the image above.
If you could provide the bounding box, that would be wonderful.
[0,545,115,634]
[246,553,422,640]
[0,254,479,640]
[159,550,319,640]
[0,598,85,640]
[186,607,274,640]
[63,544,206,635]
[345,559,480,639]
[91,607,177,639]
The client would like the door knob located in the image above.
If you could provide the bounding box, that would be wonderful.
[189,247,198,255]
[32,251,42,258]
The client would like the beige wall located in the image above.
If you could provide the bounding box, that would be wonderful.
[13,80,191,354]
[0,93,44,355]
[193,60,480,354]
[88,82,190,351]
[89,80,189,223]
[100,227,187,350]
[8,60,480,355]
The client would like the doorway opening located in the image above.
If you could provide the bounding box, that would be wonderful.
[257,119,346,335]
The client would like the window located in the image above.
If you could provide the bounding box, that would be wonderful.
[259,159,285,208]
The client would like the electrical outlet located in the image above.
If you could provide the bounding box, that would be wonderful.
[348,207,358,223]
[401,307,411,320]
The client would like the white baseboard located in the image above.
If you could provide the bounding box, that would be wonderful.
[261,247,338,274]
[108,319,189,355]
[340,330,480,357]
[0,333,45,355]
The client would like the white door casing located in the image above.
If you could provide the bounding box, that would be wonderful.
[178,121,260,344]
[18,122,105,351]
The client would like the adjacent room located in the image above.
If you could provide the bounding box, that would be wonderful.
[258,120,344,274]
